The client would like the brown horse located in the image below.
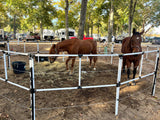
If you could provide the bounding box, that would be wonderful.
[121,28,144,85]
[49,38,97,74]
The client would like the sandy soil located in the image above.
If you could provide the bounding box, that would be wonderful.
[0,41,160,120]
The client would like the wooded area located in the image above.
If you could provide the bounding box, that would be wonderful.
[0,0,160,41]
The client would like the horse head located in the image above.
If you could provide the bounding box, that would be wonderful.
[49,44,59,63]
[130,28,144,53]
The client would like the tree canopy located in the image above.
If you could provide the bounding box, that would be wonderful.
[0,0,159,37]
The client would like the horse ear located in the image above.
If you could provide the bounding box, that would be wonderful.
[140,30,144,35]
[133,28,136,34]
[53,44,56,47]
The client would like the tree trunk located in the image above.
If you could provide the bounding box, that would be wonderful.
[98,24,100,41]
[40,21,43,40]
[65,0,69,40]
[91,21,93,37]
[78,0,88,40]
[108,0,114,42]
[86,23,89,37]
[128,0,137,36]
[13,15,16,39]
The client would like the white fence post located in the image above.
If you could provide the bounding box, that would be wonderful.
[151,50,159,96]
[78,54,82,88]
[37,41,40,63]
[139,53,144,78]
[7,41,11,69]
[3,51,8,81]
[146,46,149,59]
[115,55,123,116]
[29,54,36,120]
[24,40,26,53]
[111,43,114,64]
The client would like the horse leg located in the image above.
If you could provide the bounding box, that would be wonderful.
[131,67,137,85]
[93,56,97,70]
[126,61,131,86]
[132,61,139,85]
[69,57,76,75]
[88,56,92,68]
[66,57,71,72]
[122,58,126,73]
[133,67,137,79]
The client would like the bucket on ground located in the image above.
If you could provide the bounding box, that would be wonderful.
[12,61,26,74]
[104,47,107,54]
[35,56,48,62]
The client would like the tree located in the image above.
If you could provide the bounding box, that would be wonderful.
[128,0,137,36]
[78,0,88,40]
[65,0,69,39]
[108,0,114,42]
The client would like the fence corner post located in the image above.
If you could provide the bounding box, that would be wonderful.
[151,50,159,96]
[115,54,123,116]
[29,54,36,120]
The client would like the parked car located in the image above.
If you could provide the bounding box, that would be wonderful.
[26,32,40,41]
[152,37,160,44]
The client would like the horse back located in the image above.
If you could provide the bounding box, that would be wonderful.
[72,39,97,54]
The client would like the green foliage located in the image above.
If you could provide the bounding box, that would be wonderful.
[0,0,159,36]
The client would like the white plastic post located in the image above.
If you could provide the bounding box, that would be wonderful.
[7,41,11,69]
[78,55,82,88]
[17,36,20,45]
[29,55,36,120]
[37,41,39,63]
[115,55,123,116]
[146,46,149,59]
[139,53,144,77]
[152,51,159,96]
[24,41,26,53]
[111,42,114,64]
[3,52,8,81]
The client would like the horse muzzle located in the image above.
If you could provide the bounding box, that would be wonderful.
[49,57,56,63]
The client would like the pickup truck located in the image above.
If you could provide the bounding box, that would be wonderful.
[26,33,40,41]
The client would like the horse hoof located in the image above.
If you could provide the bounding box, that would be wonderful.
[131,81,136,86]
[69,72,73,76]
[93,68,96,71]
[127,83,131,86]
[69,70,74,75]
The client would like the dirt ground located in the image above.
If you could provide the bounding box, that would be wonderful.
[0,41,160,120]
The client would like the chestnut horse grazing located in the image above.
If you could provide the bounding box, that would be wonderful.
[121,28,144,85]
[49,39,97,74]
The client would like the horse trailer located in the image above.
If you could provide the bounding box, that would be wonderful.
[55,28,76,41]
[43,29,54,40]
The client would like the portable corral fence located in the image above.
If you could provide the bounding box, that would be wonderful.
[0,49,159,120]
[145,45,159,59]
